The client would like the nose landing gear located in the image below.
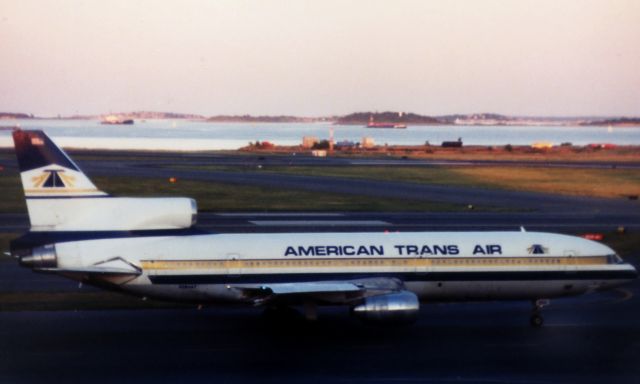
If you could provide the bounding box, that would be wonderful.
[530,299,550,327]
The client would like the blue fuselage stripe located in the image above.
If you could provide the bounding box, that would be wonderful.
[147,270,637,285]
[25,195,111,199]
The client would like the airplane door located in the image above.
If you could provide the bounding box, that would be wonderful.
[225,252,243,281]
[564,250,577,272]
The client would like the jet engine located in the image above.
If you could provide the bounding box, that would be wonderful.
[19,244,57,268]
[351,291,419,324]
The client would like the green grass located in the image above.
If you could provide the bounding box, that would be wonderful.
[92,176,473,212]
[209,165,640,199]
[0,172,26,213]
[170,164,640,199]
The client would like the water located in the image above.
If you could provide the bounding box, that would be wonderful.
[0,119,638,150]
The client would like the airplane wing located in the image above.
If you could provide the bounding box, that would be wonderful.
[231,277,405,305]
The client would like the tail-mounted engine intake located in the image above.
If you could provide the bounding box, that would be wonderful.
[351,291,419,324]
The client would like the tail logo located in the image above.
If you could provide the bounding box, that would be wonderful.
[30,136,44,146]
[31,169,76,188]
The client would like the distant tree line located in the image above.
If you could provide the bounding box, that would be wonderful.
[0,112,33,119]
[336,111,443,125]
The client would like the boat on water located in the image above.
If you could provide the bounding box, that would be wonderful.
[366,122,407,129]
[100,115,134,125]
[366,116,407,129]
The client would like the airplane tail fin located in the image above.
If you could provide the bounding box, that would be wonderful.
[12,130,107,198]
[11,129,196,233]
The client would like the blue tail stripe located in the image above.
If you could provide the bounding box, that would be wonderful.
[13,130,80,172]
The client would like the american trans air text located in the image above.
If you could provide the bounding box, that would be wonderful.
[283,244,503,257]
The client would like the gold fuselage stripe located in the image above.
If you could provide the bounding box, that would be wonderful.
[25,188,101,194]
[140,256,608,271]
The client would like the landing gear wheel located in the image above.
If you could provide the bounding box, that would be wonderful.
[262,305,300,320]
[529,299,549,327]
[530,313,544,327]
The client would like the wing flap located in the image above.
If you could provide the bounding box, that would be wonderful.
[232,277,406,305]
[255,282,363,295]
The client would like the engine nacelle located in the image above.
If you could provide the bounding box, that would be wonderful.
[351,291,420,324]
[27,197,197,231]
[19,244,57,268]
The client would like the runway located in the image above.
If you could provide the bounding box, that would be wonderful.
[2,211,640,234]
[0,279,638,383]
[7,148,637,169]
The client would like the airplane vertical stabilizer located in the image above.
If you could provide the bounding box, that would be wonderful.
[12,130,196,232]
[12,130,107,198]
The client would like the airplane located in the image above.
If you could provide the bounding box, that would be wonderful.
[8,129,638,326]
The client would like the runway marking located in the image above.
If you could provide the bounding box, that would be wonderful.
[217,213,344,217]
[348,160,475,166]
[545,323,592,327]
[365,378,549,384]
[612,288,634,303]
[250,220,390,226]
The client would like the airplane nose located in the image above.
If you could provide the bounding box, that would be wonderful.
[19,244,57,268]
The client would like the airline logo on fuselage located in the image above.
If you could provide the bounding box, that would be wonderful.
[528,244,548,255]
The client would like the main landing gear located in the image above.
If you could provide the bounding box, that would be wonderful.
[262,302,318,324]
[530,299,550,327]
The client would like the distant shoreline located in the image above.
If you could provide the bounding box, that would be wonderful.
[1,111,639,127]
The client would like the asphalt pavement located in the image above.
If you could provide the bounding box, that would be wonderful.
[0,278,638,383]
[2,211,640,234]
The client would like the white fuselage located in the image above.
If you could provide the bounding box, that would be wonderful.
[53,230,637,304]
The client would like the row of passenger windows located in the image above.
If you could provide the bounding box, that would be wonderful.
[243,259,397,267]
[147,257,596,269]
[431,258,564,265]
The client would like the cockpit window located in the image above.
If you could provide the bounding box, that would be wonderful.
[606,254,624,264]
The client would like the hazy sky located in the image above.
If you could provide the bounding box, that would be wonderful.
[1,0,638,117]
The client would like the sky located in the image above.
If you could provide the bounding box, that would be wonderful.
[0,0,638,117]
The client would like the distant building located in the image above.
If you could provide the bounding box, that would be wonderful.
[442,138,463,148]
[336,140,356,149]
[311,150,327,157]
[532,142,553,149]
[588,143,617,149]
[362,137,375,148]
[302,136,319,148]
